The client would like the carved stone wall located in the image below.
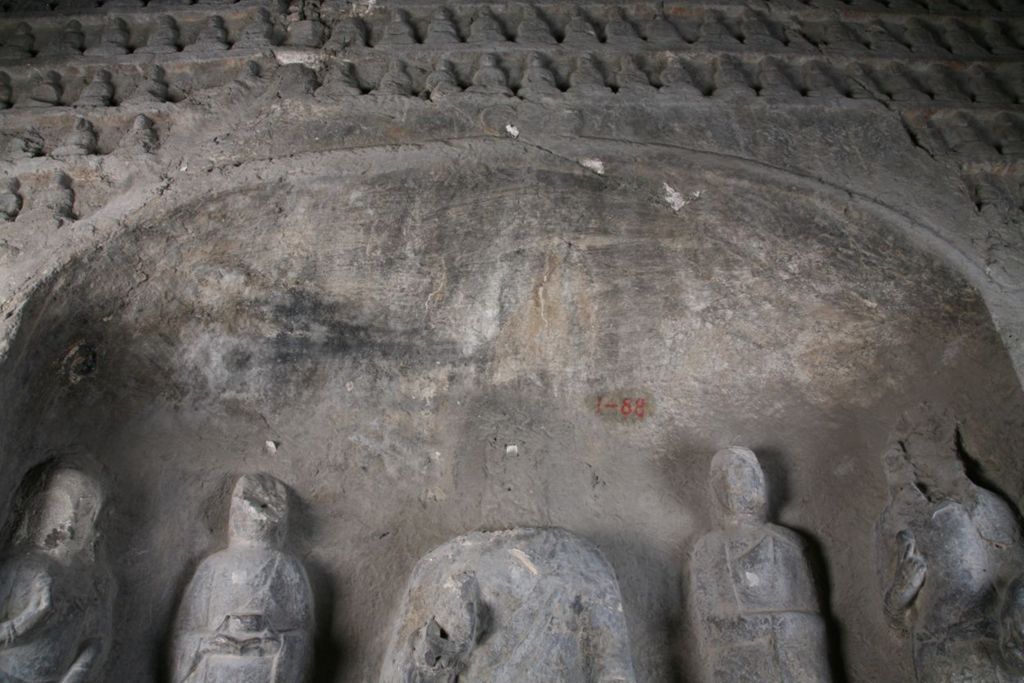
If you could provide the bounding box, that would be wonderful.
[0,0,1022,682]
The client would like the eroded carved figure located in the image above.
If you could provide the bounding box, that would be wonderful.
[0,466,114,683]
[690,447,832,682]
[380,527,636,683]
[171,474,314,683]
[878,405,1024,682]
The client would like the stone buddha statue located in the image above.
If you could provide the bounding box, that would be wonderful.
[171,474,314,683]
[878,406,1024,681]
[0,466,114,683]
[690,446,832,682]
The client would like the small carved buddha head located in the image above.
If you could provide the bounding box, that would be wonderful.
[228,473,289,548]
[709,446,767,525]
[28,468,103,561]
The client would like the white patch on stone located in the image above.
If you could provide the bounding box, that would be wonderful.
[274,48,325,68]
[505,124,520,139]
[745,571,761,586]
[664,184,704,212]
[663,183,686,211]
[579,158,605,175]
[505,444,518,456]
[265,440,279,454]
[510,548,539,575]
[352,0,377,15]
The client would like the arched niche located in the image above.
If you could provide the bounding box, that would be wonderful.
[0,142,1022,682]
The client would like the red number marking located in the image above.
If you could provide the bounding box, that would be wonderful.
[595,396,649,419]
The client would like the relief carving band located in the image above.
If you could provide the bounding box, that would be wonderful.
[878,406,1024,681]
[690,447,832,682]
[380,527,636,683]
[0,465,114,683]
[171,474,314,683]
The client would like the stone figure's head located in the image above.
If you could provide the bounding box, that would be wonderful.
[228,474,289,548]
[709,446,767,524]
[28,467,104,561]
[1000,576,1024,674]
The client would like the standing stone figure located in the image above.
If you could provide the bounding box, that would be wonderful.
[0,466,114,683]
[690,447,832,682]
[381,527,636,683]
[171,474,314,683]
[877,406,1024,681]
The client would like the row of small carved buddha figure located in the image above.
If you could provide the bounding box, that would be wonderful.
[0,171,81,225]
[0,65,171,108]
[965,169,1024,214]
[1,52,1021,112]
[6,0,1023,16]
[1,107,157,156]
[2,7,1024,59]
[325,8,1024,55]
[1,412,1022,682]
[928,110,1024,159]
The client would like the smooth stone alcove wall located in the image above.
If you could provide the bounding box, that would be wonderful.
[0,144,1022,682]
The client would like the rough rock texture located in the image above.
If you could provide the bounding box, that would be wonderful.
[0,0,1022,681]
[380,527,635,683]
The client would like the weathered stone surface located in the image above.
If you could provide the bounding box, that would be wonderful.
[381,527,636,683]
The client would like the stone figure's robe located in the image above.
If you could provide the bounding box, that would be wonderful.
[172,546,314,683]
[691,523,831,683]
[879,484,1024,682]
[0,552,112,683]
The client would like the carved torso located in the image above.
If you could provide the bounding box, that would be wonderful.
[0,552,110,683]
[691,522,830,683]
[172,546,314,683]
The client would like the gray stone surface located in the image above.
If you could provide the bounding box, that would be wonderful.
[380,527,635,683]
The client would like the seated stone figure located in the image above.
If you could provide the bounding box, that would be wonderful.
[171,474,314,683]
[52,117,97,157]
[878,405,1024,681]
[0,178,21,221]
[690,447,832,682]
[381,527,636,682]
[0,465,114,683]
[76,71,115,107]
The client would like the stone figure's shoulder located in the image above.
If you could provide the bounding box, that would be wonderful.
[691,530,726,563]
[271,549,312,581]
[0,551,56,582]
[969,487,1023,548]
[765,523,809,552]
